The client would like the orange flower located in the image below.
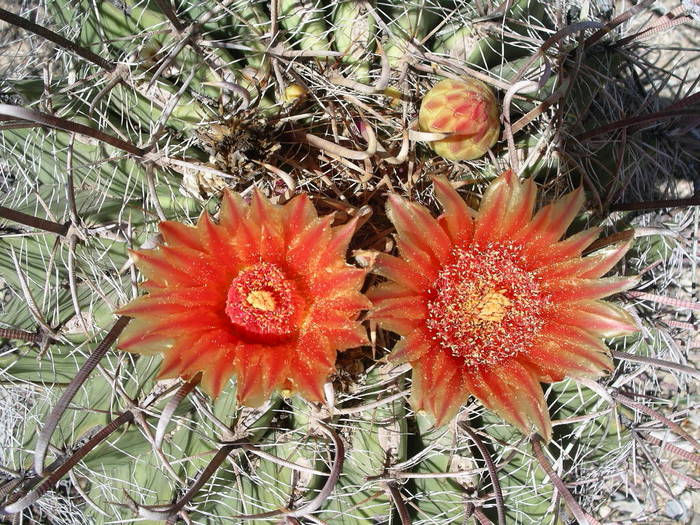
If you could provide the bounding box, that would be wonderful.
[419,78,500,161]
[116,190,370,405]
[368,171,638,439]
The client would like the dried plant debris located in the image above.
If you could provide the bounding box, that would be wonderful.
[0,0,698,524]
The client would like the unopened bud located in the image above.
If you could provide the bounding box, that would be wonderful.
[418,78,500,161]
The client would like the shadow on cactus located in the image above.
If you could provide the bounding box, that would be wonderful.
[1,0,699,524]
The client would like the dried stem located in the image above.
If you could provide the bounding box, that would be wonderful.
[612,350,700,381]
[0,105,147,157]
[145,163,168,222]
[152,0,186,32]
[610,195,700,212]
[0,328,51,344]
[583,0,655,48]
[333,390,408,415]
[460,423,505,525]
[531,435,592,525]
[154,375,201,449]
[2,411,134,515]
[0,205,69,236]
[0,7,114,71]
[384,481,411,525]
[66,234,90,337]
[577,108,700,142]
[136,440,248,520]
[33,316,131,476]
[9,248,57,337]
[613,391,700,450]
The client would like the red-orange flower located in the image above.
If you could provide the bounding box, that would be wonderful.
[116,190,370,405]
[368,171,638,439]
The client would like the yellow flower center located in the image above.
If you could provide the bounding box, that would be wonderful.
[426,243,549,367]
[246,290,277,311]
[475,290,510,323]
[226,262,303,343]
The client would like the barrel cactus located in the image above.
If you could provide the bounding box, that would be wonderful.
[1,0,698,524]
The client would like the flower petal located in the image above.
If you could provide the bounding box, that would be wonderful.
[200,347,237,398]
[503,177,537,238]
[258,347,291,399]
[159,246,229,283]
[544,276,639,302]
[473,170,521,244]
[235,344,291,402]
[250,189,286,262]
[197,212,242,276]
[283,192,317,244]
[157,334,202,379]
[117,287,223,318]
[129,249,201,287]
[297,331,336,369]
[286,216,334,274]
[159,220,204,251]
[317,218,360,268]
[117,318,172,354]
[290,340,334,404]
[323,325,368,348]
[307,302,368,338]
[371,295,428,323]
[465,362,551,440]
[234,343,267,406]
[219,190,259,264]
[366,282,418,302]
[525,227,601,269]
[388,329,434,363]
[518,187,584,248]
[309,267,367,298]
[312,294,372,320]
[577,240,633,279]
[395,236,441,282]
[538,321,609,352]
[387,195,452,265]
[431,175,474,243]
[118,310,226,351]
[219,189,246,231]
[373,253,433,293]
[520,336,613,383]
[554,300,638,337]
[376,316,424,335]
[177,332,233,380]
[411,351,467,425]
[539,240,632,280]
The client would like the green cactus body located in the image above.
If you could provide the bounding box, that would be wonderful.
[381,0,440,69]
[433,0,551,69]
[324,366,407,522]
[432,22,501,69]
[332,0,377,82]
[279,0,331,52]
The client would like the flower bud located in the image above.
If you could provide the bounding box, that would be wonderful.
[419,78,500,161]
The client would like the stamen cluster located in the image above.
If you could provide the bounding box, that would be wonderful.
[426,243,549,366]
[225,262,303,342]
